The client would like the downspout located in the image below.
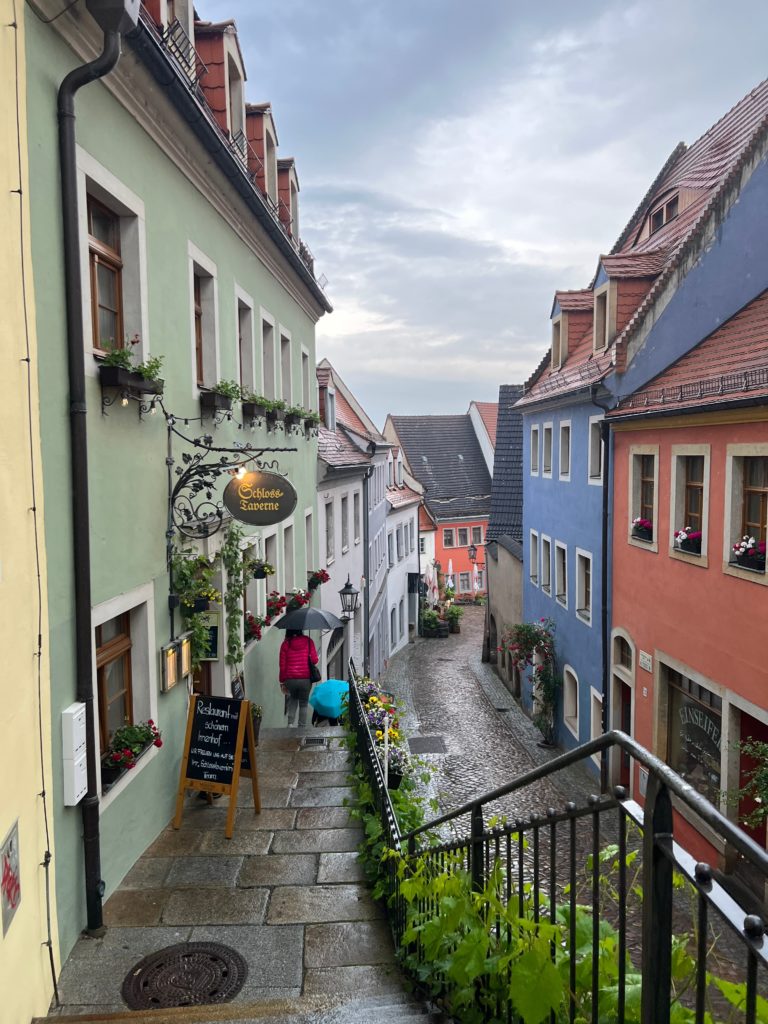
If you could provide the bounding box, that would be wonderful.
[362,466,373,676]
[592,386,614,795]
[58,29,122,936]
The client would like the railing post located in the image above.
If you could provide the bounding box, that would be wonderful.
[471,805,485,893]
[641,774,673,1024]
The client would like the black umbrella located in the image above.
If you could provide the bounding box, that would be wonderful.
[273,606,344,631]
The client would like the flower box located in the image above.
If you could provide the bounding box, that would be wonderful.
[98,364,164,395]
[387,771,403,790]
[100,740,154,793]
[265,408,284,430]
[284,413,302,430]
[304,417,317,434]
[632,526,653,542]
[192,597,211,613]
[677,537,701,555]
[199,391,232,413]
[242,401,267,421]
[733,552,767,572]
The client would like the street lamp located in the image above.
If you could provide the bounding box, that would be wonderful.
[339,576,360,620]
[468,543,477,564]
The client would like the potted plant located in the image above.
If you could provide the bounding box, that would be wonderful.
[99,337,165,395]
[241,391,271,421]
[631,516,653,542]
[265,398,287,430]
[284,405,305,431]
[304,410,321,434]
[171,547,221,613]
[378,742,411,790]
[250,559,275,581]
[245,610,269,643]
[422,609,439,637]
[102,719,162,789]
[307,567,330,591]
[445,604,464,634]
[732,535,767,571]
[674,526,702,555]
[200,379,240,413]
[250,703,263,745]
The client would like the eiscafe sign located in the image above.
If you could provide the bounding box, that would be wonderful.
[223,470,297,526]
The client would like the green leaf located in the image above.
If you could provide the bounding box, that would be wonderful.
[511,946,564,1024]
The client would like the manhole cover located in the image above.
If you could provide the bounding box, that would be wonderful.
[408,735,446,754]
[121,942,247,1009]
[301,737,327,748]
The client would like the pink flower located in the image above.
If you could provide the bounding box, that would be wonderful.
[154,738,163,748]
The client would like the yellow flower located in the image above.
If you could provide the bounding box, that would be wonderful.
[389,729,399,740]
[368,696,379,704]
[375,730,383,739]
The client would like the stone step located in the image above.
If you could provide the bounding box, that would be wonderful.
[35,992,437,1024]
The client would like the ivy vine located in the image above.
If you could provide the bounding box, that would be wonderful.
[499,617,559,744]
[220,521,246,668]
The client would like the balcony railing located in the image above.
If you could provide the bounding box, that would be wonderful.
[348,666,768,1024]
[162,18,208,87]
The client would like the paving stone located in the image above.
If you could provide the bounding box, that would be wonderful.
[56,954,135,1004]
[239,853,317,887]
[119,856,173,889]
[235,807,297,831]
[257,736,302,752]
[243,770,299,788]
[303,965,406,997]
[296,806,355,829]
[252,751,298,772]
[289,786,355,807]
[103,889,168,927]
[305,921,395,967]
[294,750,353,771]
[50,1004,127,1016]
[200,830,273,855]
[190,924,304,991]
[99,925,192,956]
[317,851,366,883]
[144,828,205,856]
[237,785,295,809]
[267,884,383,923]
[271,828,363,854]
[295,771,351,788]
[162,887,269,925]
[165,855,244,888]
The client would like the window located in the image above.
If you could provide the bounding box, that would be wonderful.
[325,501,334,563]
[593,290,607,352]
[639,455,654,522]
[265,128,277,203]
[459,572,471,592]
[326,389,336,431]
[237,298,254,392]
[588,416,603,483]
[551,314,567,369]
[341,496,349,552]
[388,460,394,486]
[664,666,721,803]
[388,532,394,567]
[555,542,567,607]
[398,599,404,639]
[576,550,592,625]
[419,537,425,555]
[190,247,217,389]
[88,196,123,351]
[563,667,578,738]
[529,531,539,585]
[530,425,540,475]
[96,612,132,753]
[397,459,404,486]
[283,524,294,592]
[476,569,484,590]
[409,521,415,552]
[396,526,404,560]
[541,536,552,595]
[443,529,455,548]
[649,193,679,235]
[302,351,310,409]
[542,425,553,476]
[590,690,603,765]
[353,492,361,543]
[682,456,704,531]
[457,527,469,547]
[724,447,768,579]
[390,608,397,647]
[559,422,571,480]
[280,333,292,403]
[261,317,275,399]
[305,512,313,569]
[471,526,483,545]
[615,636,633,671]
[742,457,768,542]
[629,447,659,548]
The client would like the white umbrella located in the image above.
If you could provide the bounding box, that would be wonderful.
[446,558,454,590]
[473,563,480,591]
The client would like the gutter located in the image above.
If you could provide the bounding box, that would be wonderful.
[126,16,332,315]
[58,27,122,937]
[362,466,373,675]
[608,394,768,424]
[591,386,614,795]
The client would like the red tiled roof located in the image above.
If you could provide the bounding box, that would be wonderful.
[517,327,612,408]
[554,289,593,312]
[336,391,375,439]
[474,402,499,446]
[419,504,436,532]
[317,427,371,467]
[610,289,768,417]
[386,485,421,509]
[600,247,670,278]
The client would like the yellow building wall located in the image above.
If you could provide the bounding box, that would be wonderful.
[0,4,59,1021]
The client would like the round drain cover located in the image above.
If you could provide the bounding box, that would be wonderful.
[121,941,248,1009]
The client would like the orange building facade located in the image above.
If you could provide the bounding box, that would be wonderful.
[434,517,488,596]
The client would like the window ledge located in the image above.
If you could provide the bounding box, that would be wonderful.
[541,585,551,596]
[556,596,567,608]
[723,561,768,586]
[669,548,709,569]
[576,610,592,626]
[99,743,159,812]
[326,557,335,566]
[564,717,579,740]
[627,535,659,554]
[341,545,349,555]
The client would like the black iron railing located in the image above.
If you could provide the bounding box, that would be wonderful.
[348,669,768,1024]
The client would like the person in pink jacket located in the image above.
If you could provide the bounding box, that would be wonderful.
[279,629,319,727]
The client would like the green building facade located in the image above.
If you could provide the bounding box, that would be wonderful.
[25,1,330,960]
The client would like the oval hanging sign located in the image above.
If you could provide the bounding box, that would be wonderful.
[223,470,297,526]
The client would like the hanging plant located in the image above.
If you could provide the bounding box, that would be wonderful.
[220,522,246,668]
[170,546,221,612]
[499,618,559,745]
[307,568,330,591]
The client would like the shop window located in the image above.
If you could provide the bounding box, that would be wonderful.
[664,665,722,804]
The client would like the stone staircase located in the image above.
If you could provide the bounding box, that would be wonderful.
[35,727,434,1024]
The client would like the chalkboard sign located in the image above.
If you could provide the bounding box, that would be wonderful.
[231,676,245,700]
[173,695,260,839]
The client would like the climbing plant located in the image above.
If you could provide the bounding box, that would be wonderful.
[499,617,559,744]
[220,521,246,667]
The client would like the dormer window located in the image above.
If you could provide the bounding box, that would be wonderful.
[227,53,245,146]
[388,457,394,486]
[649,193,679,235]
[397,458,403,486]
[326,389,336,431]
[592,281,615,353]
[551,312,568,370]
[265,129,277,204]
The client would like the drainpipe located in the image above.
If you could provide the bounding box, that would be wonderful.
[58,13,130,934]
[362,466,373,676]
[592,387,614,795]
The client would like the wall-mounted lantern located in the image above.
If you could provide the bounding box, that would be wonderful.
[339,576,360,620]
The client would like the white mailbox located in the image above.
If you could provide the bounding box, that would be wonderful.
[62,703,88,805]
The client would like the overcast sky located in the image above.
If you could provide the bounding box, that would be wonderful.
[205,1,768,427]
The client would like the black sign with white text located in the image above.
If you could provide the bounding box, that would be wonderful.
[185,696,244,785]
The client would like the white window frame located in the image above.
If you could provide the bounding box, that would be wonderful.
[188,241,220,393]
[588,415,604,486]
[628,445,659,553]
[259,309,276,400]
[301,346,311,410]
[530,425,540,476]
[304,509,314,572]
[529,530,539,586]
[443,528,455,548]
[669,444,710,567]
[540,534,552,596]
[77,147,149,376]
[459,571,471,593]
[282,520,295,593]
[279,326,293,405]
[563,665,579,739]
[723,444,768,587]
[341,494,349,553]
[235,284,255,394]
[559,420,571,481]
[551,312,568,370]
[387,532,394,568]
[325,500,334,565]
[592,280,616,353]
[590,688,603,766]
[471,526,483,545]
[542,423,553,478]
[92,581,158,808]
[326,388,336,431]
[554,540,568,608]
[575,548,593,626]
[353,491,361,544]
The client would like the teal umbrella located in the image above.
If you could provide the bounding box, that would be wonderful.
[309,678,349,719]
